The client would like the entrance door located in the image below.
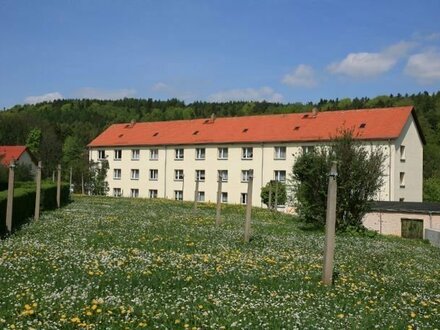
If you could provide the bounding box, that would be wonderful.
[401,219,424,239]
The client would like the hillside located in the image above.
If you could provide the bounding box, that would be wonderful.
[0,92,440,200]
[0,196,439,329]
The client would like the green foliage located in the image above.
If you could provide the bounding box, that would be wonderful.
[88,160,109,195]
[14,163,34,182]
[25,128,42,159]
[291,129,385,231]
[423,176,440,202]
[260,180,287,209]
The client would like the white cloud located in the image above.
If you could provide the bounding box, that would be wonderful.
[328,41,414,78]
[405,51,440,83]
[208,87,283,103]
[282,64,317,87]
[75,87,136,100]
[151,82,169,92]
[24,92,63,104]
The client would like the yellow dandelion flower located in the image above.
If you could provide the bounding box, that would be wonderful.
[175,319,181,324]
[337,313,344,318]
[410,311,416,318]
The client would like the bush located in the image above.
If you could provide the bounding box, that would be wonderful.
[260,181,287,209]
[0,182,70,236]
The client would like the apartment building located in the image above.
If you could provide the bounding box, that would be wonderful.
[88,106,424,206]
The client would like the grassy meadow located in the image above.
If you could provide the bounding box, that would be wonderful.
[0,196,439,329]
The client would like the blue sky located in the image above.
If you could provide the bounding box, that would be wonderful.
[1,0,440,109]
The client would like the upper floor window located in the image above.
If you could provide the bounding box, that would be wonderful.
[218,147,228,160]
[113,168,121,180]
[400,145,406,161]
[98,149,106,160]
[131,169,139,180]
[196,148,206,160]
[175,169,184,181]
[196,170,205,182]
[302,146,315,154]
[131,149,140,160]
[274,146,286,160]
[175,148,184,160]
[114,149,122,160]
[242,147,253,160]
[400,172,405,188]
[241,170,252,182]
[274,170,286,182]
[218,170,228,182]
[150,149,159,160]
[149,169,159,181]
[149,189,158,199]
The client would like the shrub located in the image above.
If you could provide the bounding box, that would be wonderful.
[260,181,287,209]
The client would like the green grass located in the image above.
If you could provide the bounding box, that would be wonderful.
[0,196,439,329]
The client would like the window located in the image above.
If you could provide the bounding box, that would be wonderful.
[196,170,205,182]
[114,149,122,160]
[149,169,159,181]
[197,191,205,202]
[149,189,158,198]
[221,192,228,203]
[196,148,206,160]
[98,150,106,160]
[175,148,184,160]
[131,169,139,180]
[274,170,286,182]
[274,146,286,160]
[242,147,253,160]
[113,188,122,197]
[218,170,228,182]
[218,147,228,160]
[399,197,405,202]
[241,193,248,204]
[400,172,405,187]
[241,170,252,182]
[130,189,139,198]
[113,168,121,180]
[175,169,184,181]
[302,146,315,154]
[400,145,406,161]
[150,149,159,160]
[131,149,140,160]
[174,190,183,201]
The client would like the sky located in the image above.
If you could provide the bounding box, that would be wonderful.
[1,0,440,109]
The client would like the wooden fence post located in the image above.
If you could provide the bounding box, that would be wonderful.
[5,161,15,233]
[216,172,222,226]
[244,169,254,243]
[193,178,199,211]
[56,164,61,208]
[322,161,338,285]
[69,166,73,195]
[34,161,42,221]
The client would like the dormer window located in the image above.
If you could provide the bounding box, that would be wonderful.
[359,123,366,128]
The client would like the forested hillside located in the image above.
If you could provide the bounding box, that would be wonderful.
[1,92,439,200]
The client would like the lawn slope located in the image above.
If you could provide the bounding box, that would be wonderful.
[0,196,439,329]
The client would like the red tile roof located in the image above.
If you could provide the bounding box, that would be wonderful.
[0,146,28,166]
[88,106,419,147]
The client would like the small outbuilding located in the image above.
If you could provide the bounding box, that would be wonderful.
[0,145,38,173]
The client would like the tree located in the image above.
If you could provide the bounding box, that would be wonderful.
[25,128,42,159]
[423,176,440,202]
[291,128,385,231]
[260,181,287,209]
[88,160,109,195]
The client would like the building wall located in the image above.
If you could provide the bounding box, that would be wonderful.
[363,212,440,238]
[17,151,37,174]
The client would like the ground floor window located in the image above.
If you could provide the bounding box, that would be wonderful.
[149,189,158,198]
[221,192,228,203]
[175,190,183,201]
[197,191,205,202]
[241,193,247,204]
[113,188,122,197]
[131,189,139,198]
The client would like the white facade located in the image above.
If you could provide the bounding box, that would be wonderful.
[88,113,423,206]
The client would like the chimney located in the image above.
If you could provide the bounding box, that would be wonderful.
[312,107,318,117]
[210,113,216,122]
[129,119,136,128]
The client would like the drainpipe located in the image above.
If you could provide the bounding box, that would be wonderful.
[164,146,167,198]
[388,139,392,201]
[429,211,433,228]
[260,143,264,208]
[379,211,382,234]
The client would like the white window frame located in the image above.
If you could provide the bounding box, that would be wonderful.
[175,148,184,160]
[130,189,139,198]
[113,188,122,197]
[131,149,140,160]
[274,170,286,182]
[114,149,122,160]
[98,149,106,160]
[150,149,159,160]
[174,190,183,201]
[197,191,205,202]
[218,170,228,182]
[196,170,205,182]
[241,170,251,182]
[131,169,139,180]
[195,148,206,160]
[242,147,253,160]
[218,147,228,160]
[149,169,159,181]
[149,189,158,198]
[221,192,228,203]
[302,146,315,154]
[241,193,248,204]
[274,146,286,160]
[175,169,184,181]
[113,168,121,180]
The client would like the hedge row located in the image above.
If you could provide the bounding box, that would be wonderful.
[0,182,70,236]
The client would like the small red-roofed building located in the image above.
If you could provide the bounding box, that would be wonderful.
[88,106,424,206]
[0,146,38,173]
